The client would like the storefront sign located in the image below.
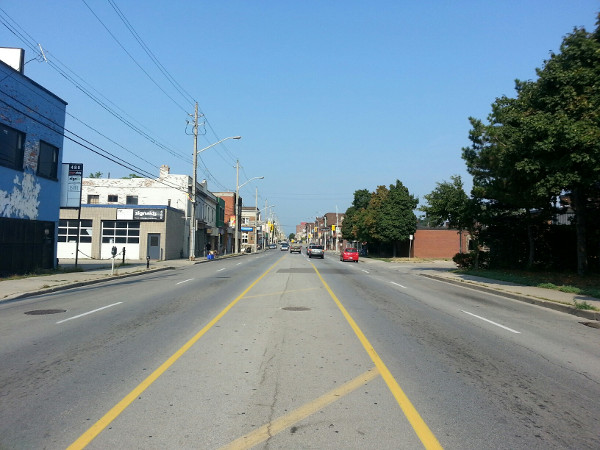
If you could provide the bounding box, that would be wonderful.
[60,163,83,208]
[117,208,165,221]
[133,209,165,221]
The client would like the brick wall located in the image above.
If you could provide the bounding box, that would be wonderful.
[413,229,469,258]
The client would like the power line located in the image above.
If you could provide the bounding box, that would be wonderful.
[107,0,196,106]
[1,6,238,192]
[81,0,192,114]
[0,8,191,165]
[0,91,190,194]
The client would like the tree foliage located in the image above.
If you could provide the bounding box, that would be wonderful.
[461,15,600,274]
[421,175,470,230]
[343,181,417,257]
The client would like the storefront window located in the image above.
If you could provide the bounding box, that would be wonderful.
[102,221,140,244]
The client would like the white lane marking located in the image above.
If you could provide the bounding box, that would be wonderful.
[362,269,370,274]
[217,268,226,272]
[237,262,242,266]
[390,281,406,288]
[177,278,193,285]
[461,310,521,334]
[57,302,123,324]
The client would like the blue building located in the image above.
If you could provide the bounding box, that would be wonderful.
[0,49,67,275]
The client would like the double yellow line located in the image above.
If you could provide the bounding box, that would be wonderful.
[69,257,441,449]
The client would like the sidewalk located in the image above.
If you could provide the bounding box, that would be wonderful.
[359,258,600,321]
[0,256,237,303]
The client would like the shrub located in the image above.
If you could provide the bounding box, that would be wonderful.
[453,252,474,269]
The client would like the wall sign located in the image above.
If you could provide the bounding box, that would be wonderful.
[60,163,83,208]
[117,208,165,221]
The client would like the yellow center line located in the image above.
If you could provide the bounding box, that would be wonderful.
[220,368,380,450]
[67,256,285,450]
[312,264,443,450]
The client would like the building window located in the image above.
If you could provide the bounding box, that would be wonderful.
[58,219,93,243]
[242,217,250,225]
[0,123,25,171]
[242,232,249,244]
[101,220,140,244]
[108,195,118,203]
[88,195,99,204]
[37,141,59,180]
[126,195,138,205]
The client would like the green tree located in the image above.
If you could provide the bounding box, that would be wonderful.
[462,15,600,274]
[421,175,469,230]
[88,171,103,178]
[122,173,143,179]
[342,189,371,242]
[525,21,600,275]
[366,180,418,257]
[288,233,296,241]
[421,175,475,258]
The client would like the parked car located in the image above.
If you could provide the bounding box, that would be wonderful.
[280,243,289,251]
[268,243,277,249]
[308,244,324,259]
[340,247,359,262]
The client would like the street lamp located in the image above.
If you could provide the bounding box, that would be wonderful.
[234,165,264,254]
[189,131,241,260]
[262,204,275,247]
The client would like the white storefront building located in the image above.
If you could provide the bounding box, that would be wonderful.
[58,165,221,260]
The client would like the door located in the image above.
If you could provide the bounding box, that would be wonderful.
[147,233,161,260]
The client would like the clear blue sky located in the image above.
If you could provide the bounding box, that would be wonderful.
[2,1,598,235]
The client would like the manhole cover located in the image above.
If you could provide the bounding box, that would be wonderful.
[24,309,67,315]
[579,321,600,329]
[282,306,311,311]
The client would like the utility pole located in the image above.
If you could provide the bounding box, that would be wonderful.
[254,187,258,253]
[234,159,240,254]
[189,102,199,260]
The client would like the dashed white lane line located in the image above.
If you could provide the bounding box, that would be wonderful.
[462,310,521,334]
[390,281,407,289]
[57,302,123,324]
[362,269,370,274]
[176,278,193,285]
[217,268,226,272]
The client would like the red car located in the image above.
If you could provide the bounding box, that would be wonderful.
[340,247,359,262]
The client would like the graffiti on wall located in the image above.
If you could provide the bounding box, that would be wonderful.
[0,172,41,219]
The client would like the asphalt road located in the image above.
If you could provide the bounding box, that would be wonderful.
[0,250,598,449]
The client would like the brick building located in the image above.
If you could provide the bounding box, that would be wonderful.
[412,228,469,258]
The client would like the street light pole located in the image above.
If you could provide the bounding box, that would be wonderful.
[254,187,258,253]
[235,160,239,254]
[234,165,264,254]
[189,124,241,260]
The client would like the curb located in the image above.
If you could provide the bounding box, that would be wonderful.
[421,273,600,321]
[2,266,174,302]
[1,253,249,303]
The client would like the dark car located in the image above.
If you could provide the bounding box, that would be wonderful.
[340,247,359,262]
[268,243,277,249]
